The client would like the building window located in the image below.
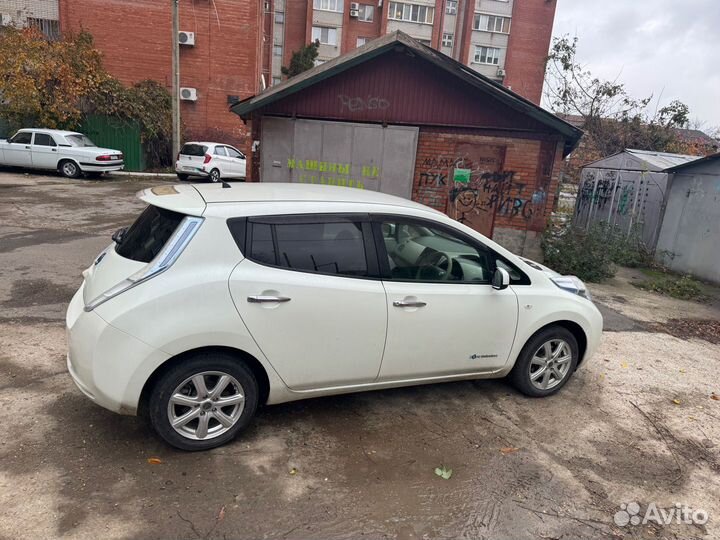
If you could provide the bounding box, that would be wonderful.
[445,0,457,15]
[311,26,338,45]
[272,77,282,85]
[26,17,60,40]
[357,4,374,21]
[388,2,435,24]
[273,45,283,56]
[313,0,343,12]
[275,11,285,23]
[356,37,369,47]
[473,13,511,33]
[442,32,453,47]
[474,45,502,65]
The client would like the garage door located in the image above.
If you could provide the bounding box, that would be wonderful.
[260,117,418,199]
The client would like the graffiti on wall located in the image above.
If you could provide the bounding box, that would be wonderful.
[286,157,380,189]
[578,171,637,216]
[338,95,391,113]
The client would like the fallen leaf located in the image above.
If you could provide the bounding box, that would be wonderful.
[147,457,162,465]
[620,362,629,369]
[434,465,453,480]
[289,467,298,475]
[500,447,519,455]
[217,505,225,521]
[679,369,686,373]
[672,399,682,405]
[711,394,720,401]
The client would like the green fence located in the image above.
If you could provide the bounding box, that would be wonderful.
[80,115,146,171]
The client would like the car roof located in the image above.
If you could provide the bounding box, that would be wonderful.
[182,141,230,147]
[19,129,81,136]
[138,182,440,216]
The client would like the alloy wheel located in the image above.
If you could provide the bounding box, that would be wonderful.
[167,371,245,440]
[528,339,573,391]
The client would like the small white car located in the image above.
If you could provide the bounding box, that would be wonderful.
[0,129,124,178]
[66,183,603,451]
[175,142,247,182]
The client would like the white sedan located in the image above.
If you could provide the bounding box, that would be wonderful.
[66,183,603,451]
[0,129,124,178]
[175,141,247,182]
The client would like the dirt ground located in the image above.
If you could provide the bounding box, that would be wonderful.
[1,170,719,540]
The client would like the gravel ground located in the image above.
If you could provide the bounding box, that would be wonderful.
[1,170,719,540]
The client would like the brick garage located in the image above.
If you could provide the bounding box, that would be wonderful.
[232,32,581,257]
[59,0,265,157]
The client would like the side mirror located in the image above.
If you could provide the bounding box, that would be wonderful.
[112,226,128,244]
[492,267,510,290]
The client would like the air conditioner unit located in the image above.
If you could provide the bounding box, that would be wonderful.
[350,2,360,9]
[496,68,506,77]
[180,87,198,101]
[178,31,195,46]
[350,9,359,16]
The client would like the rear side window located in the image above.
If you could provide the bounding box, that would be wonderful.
[241,217,370,277]
[116,205,185,263]
[213,146,227,156]
[33,133,57,146]
[180,144,207,156]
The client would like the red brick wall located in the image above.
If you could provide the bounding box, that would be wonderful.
[282,0,310,70]
[59,0,262,158]
[341,0,383,54]
[503,0,557,105]
[412,127,564,239]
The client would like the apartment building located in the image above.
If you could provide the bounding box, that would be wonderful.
[271,0,556,104]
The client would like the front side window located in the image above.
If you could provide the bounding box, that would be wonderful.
[115,205,186,263]
[311,26,338,45]
[474,45,502,65]
[226,147,244,159]
[246,217,369,277]
[33,133,57,146]
[10,132,32,144]
[378,218,492,282]
[388,2,434,23]
[313,0,343,12]
[473,13,511,33]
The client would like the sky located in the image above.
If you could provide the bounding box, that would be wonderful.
[551,0,720,130]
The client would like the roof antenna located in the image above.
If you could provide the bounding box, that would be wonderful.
[221,181,231,188]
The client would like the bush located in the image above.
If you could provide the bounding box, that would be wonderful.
[633,271,705,301]
[542,222,652,282]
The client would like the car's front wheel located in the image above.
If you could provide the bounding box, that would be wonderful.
[59,160,81,179]
[509,326,579,397]
[148,352,259,451]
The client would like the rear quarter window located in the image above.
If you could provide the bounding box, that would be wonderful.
[180,144,207,156]
[115,205,185,263]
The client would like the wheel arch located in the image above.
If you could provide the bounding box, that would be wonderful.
[57,157,81,172]
[530,320,588,367]
[137,345,271,417]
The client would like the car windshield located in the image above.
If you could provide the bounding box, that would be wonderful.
[66,134,97,147]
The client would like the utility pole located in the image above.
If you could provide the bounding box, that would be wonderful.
[171,0,181,158]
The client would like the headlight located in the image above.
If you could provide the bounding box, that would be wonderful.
[551,275,592,301]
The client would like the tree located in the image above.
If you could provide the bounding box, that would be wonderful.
[544,36,701,179]
[281,40,320,78]
[0,27,108,131]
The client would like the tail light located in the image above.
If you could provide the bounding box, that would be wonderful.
[96,155,112,161]
[203,154,212,164]
[176,152,180,161]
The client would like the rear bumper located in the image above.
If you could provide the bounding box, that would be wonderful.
[175,161,209,177]
[79,162,124,173]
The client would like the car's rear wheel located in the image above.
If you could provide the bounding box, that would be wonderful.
[209,168,221,183]
[509,326,579,397]
[59,160,81,179]
[148,353,259,451]
[176,173,189,181]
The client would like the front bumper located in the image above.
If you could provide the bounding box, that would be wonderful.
[66,283,169,415]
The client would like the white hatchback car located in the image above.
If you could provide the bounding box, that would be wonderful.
[175,142,247,183]
[0,129,124,178]
[67,183,602,451]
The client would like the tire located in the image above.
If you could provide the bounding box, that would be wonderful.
[508,326,579,397]
[59,160,81,179]
[176,173,189,181]
[209,168,221,183]
[148,352,259,451]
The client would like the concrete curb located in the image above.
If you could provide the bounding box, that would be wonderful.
[113,171,177,178]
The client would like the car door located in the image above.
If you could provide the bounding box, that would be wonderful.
[228,214,387,390]
[212,145,229,177]
[225,146,246,179]
[374,215,520,381]
[4,131,33,167]
[30,132,59,169]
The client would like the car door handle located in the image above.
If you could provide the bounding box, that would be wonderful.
[51,148,57,152]
[247,295,291,303]
[25,146,31,149]
[393,300,427,308]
